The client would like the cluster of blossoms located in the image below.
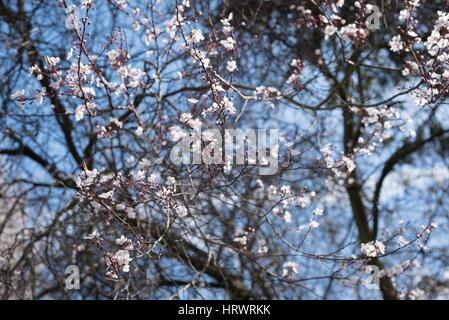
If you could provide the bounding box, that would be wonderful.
[360,240,386,257]
[10,57,64,108]
[84,231,137,278]
[11,30,107,122]
[320,104,409,180]
[388,1,449,106]
[169,6,238,119]
[76,161,194,275]
[320,144,356,176]
[9,6,153,135]
[338,255,423,292]
[265,183,323,233]
[233,228,256,250]
[389,0,421,53]
[352,105,414,155]
[77,160,188,219]
[339,221,438,293]
[255,86,282,109]
[109,235,134,274]
[7,0,241,139]
[295,0,379,44]
[379,259,413,279]
[106,48,129,68]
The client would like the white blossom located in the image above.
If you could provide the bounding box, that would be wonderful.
[99,190,114,200]
[389,35,404,52]
[45,56,60,66]
[166,176,176,185]
[361,240,386,257]
[313,207,324,216]
[226,60,238,72]
[75,104,86,121]
[220,37,236,50]
[309,220,320,229]
[35,88,46,105]
[113,249,132,272]
[135,126,144,136]
[84,229,100,240]
[282,261,299,278]
[188,29,204,44]
[115,235,128,245]
[175,205,188,217]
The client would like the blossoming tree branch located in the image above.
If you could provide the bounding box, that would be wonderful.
[1,0,448,300]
